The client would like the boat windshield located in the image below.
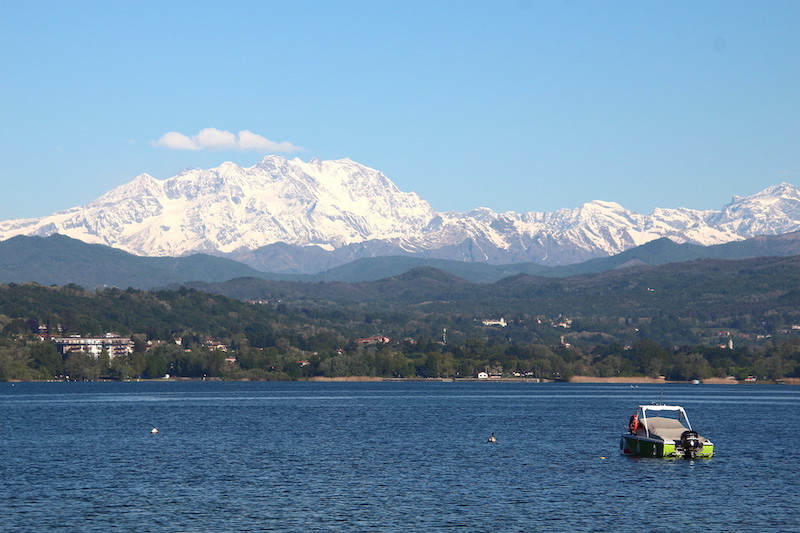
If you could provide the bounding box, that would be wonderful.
[638,406,691,428]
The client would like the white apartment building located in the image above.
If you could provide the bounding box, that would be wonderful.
[52,334,134,359]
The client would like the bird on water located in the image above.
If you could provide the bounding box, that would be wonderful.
[488,433,497,443]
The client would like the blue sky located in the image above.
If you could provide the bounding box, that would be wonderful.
[1,0,798,219]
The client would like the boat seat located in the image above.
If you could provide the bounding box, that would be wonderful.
[644,416,690,441]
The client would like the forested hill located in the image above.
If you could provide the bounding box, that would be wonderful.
[0,285,272,342]
[2,254,799,343]
[1,254,800,382]
[0,234,279,288]
[172,255,800,324]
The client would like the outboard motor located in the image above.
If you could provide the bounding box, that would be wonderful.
[680,430,703,459]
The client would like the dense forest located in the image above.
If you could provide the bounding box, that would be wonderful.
[1,256,800,383]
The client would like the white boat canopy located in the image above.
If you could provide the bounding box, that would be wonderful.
[635,405,694,436]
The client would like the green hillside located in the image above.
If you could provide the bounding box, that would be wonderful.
[1,253,799,383]
[0,235,273,288]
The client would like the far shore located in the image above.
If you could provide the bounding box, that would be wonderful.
[568,376,800,385]
[307,375,800,385]
[308,375,800,385]
[568,376,725,384]
[6,376,799,385]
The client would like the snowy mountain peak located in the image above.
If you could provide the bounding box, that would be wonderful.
[0,157,798,271]
[582,200,626,210]
[711,182,800,236]
[0,157,437,256]
[760,181,799,197]
[725,182,800,210]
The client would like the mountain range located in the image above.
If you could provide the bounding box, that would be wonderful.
[0,156,799,274]
[2,231,800,289]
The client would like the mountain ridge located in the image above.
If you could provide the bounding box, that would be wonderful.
[0,156,799,273]
[3,231,800,289]
[0,234,277,289]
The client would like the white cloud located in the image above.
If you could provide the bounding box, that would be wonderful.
[152,128,302,153]
[154,131,197,150]
[238,129,301,152]
[195,128,238,150]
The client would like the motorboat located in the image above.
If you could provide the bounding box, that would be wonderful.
[620,404,714,459]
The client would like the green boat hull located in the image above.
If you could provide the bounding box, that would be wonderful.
[620,434,714,459]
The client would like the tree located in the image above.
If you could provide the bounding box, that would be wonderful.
[131,352,146,378]
[0,344,33,381]
[109,354,133,380]
[144,352,167,378]
[29,341,62,378]
[64,351,101,381]
[669,353,712,381]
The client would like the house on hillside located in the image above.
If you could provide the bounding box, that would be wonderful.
[356,335,390,345]
[553,316,572,328]
[206,339,228,352]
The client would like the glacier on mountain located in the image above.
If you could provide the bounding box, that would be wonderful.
[0,155,798,272]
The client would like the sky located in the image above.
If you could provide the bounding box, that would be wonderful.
[1,0,798,220]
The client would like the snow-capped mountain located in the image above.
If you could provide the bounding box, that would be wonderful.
[0,157,435,258]
[0,156,798,273]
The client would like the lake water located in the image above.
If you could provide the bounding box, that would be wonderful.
[1,381,798,532]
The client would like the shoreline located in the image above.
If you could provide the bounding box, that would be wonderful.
[568,376,725,384]
[568,376,800,385]
[6,376,799,385]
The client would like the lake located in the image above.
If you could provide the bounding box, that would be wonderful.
[1,381,798,532]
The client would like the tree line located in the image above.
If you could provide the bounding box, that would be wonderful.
[0,281,799,381]
[1,331,799,382]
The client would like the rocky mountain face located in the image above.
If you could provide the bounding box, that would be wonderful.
[1,156,799,273]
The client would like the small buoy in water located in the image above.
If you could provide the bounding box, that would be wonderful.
[151,427,159,434]
[600,456,606,459]
[488,433,497,443]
